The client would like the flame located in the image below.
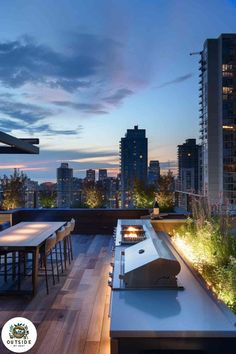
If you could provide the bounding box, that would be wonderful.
[124,233,138,238]
[127,226,138,232]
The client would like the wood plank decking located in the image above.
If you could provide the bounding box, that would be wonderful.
[0,235,112,354]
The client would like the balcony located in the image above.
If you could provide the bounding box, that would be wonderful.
[0,208,235,354]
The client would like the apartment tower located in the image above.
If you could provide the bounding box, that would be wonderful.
[199,34,236,205]
[120,125,148,208]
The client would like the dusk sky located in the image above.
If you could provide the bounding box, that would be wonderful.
[1,0,236,182]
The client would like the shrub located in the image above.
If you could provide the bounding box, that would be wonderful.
[173,198,236,313]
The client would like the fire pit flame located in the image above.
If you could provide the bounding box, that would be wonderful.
[120,225,146,244]
[126,226,138,232]
[124,232,138,238]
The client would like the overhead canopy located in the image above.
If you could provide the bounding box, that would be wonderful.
[0,131,39,154]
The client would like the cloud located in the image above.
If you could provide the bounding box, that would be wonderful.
[0,34,124,94]
[103,88,133,105]
[0,147,119,181]
[0,164,26,169]
[0,98,53,124]
[0,36,101,91]
[160,160,177,169]
[160,160,178,175]
[41,147,118,160]
[0,119,25,132]
[0,33,143,123]
[28,123,83,136]
[53,100,108,114]
[155,74,193,89]
[48,79,91,92]
[0,32,149,137]
[0,117,82,136]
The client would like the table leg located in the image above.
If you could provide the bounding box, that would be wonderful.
[17,252,21,291]
[12,252,16,280]
[63,238,67,270]
[32,248,39,296]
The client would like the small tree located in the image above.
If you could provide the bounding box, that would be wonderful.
[82,181,104,208]
[1,169,27,210]
[133,180,156,208]
[157,170,174,212]
[39,191,57,208]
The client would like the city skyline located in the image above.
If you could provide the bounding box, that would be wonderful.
[1,1,236,181]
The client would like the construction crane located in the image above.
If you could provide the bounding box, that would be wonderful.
[190,51,202,56]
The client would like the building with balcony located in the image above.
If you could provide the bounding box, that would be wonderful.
[199,34,236,206]
[99,169,108,181]
[86,169,96,182]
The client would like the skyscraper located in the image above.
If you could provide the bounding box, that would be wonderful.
[86,169,96,182]
[199,34,236,205]
[177,139,200,193]
[57,163,73,208]
[120,125,148,208]
[99,169,108,181]
[148,160,160,185]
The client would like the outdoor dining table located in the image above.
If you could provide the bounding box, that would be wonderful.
[0,221,66,296]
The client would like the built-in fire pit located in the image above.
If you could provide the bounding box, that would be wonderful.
[120,225,146,244]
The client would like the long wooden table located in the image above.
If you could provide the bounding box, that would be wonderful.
[0,221,66,295]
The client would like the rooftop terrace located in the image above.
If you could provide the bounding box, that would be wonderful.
[0,209,235,354]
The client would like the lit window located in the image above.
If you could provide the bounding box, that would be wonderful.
[222,64,233,71]
[223,87,233,94]
[222,71,233,77]
[223,125,236,130]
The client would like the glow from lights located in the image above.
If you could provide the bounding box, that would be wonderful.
[127,226,138,232]
[124,233,138,238]
[0,223,50,243]
[223,125,235,130]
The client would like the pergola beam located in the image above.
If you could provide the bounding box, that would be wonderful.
[0,131,39,154]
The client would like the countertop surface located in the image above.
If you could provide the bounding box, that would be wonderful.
[110,220,236,338]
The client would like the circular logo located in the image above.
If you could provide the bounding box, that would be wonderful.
[1,317,37,353]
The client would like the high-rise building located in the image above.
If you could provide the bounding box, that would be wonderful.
[199,34,236,205]
[177,139,200,193]
[99,169,108,181]
[86,169,96,182]
[148,160,160,185]
[120,125,148,207]
[24,178,39,208]
[100,177,119,208]
[71,177,83,207]
[57,163,73,207]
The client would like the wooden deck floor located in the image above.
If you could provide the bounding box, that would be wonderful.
[0,235,112,354]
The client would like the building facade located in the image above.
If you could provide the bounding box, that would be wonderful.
[148,160,160,185]
[86,169,96,183]
[71,177,83,207]
[57,163,73,207]
[98,169,108,181]
[120,125,148,208]
[177,139,200,193]
[177,139,200,211]
[199,34,236,206]
[24,178,39,208]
